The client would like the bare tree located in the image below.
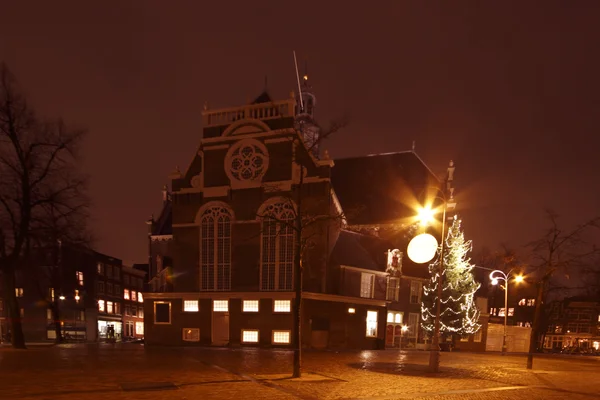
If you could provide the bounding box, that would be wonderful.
[256,118,347,378]
[525,210,600,369]
[0,63,87,348]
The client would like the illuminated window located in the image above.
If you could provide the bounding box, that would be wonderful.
[498,308,506,317]
[98,300,105,312]
[131,291,137,302]
[136,321,144,335]
[387,312,393,323]
[200,205,232,291]
[107,301,114,314]
[260,200,294,291]
[124,289,130,300]
[527,299,535,306]
[114,302,120,314]
[508,308,514,316]
[138,292,143,303]
[213,300,228,312]
[366,311,378,337]
[76,271,84,286]
[395,313,402,324]
[138,307,143,318]
[49,288,55,302]
[97,262,104,275]
[360,273,374,298]
[272,330,290,344]
[273,300,291,313]
[518,298,526,306]
[15,288,23,297]
[154,301,171,324]
[410,281,422,304]
[183,328,200,342]
[242,330,259,343]
[184,300,199,312]
[460,335,469,342]
[348,308,356,314]
[243,300,259,312]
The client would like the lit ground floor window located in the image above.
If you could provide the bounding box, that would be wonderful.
[242,330,259,343]
[272,330,290,344]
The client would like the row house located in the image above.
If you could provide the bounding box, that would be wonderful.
[543,296,600,352]
[122,265,147,338]
[143,74,457,349]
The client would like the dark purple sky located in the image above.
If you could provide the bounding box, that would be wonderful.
[1,1,599,265]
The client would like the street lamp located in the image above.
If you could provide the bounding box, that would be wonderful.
[489,270,524,355]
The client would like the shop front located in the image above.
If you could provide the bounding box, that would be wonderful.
[98,318,123,341]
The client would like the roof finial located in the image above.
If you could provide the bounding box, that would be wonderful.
[412,140,416,152]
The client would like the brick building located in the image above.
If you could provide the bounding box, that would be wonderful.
[143,75,459,349]
[543,297,600,353]
[122,265,146,339]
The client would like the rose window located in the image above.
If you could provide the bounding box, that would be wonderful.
[227,140,268,182]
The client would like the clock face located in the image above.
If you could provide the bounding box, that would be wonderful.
[226,139,269,183]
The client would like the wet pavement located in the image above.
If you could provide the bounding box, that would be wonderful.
[0,343,598,399]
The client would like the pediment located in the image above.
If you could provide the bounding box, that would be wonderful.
[222,118,271,137]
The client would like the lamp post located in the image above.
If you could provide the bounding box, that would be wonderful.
[489,269,524,355]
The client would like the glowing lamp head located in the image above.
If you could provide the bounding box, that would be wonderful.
[407,233,438,264]
[75,295,80,301]
[59,295,66,300]
[514,275,524,283]
[491,278,499,286]
[401,325,409,332]
[417,206,435,226]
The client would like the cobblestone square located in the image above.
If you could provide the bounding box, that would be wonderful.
[0,344,598,399]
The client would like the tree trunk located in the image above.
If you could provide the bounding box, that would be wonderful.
[292,165,303,378]
[526,280,545,369]
[1,269,26,348]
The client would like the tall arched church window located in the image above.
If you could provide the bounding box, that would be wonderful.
[260,200,295,291]
[200,206,232,291]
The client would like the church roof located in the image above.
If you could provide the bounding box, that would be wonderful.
[251,90,273,104]
[152,201,172,236]
[329,230,391,272]
[331,151,440,226]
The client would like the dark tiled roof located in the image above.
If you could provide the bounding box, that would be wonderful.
[152,201,172,235]
[251,91,273,104]
[330,230,392,272]
[331,151,440,226]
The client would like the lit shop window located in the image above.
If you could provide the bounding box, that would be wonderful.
[184,300,199,312]
[124,289,130,300]
[243,300,259,312]
[273,300,291,313]
[183,328,200,342]
[366,310,378,337]
[272,331,290,344]
[213,300,228,312]
[98,300,105,312]
[242,330,259,343]
[136,322,144,335]
[498,308,506,317]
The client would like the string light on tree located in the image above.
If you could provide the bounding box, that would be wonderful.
[421,216,481,335]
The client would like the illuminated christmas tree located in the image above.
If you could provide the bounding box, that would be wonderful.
[421,216,481,336]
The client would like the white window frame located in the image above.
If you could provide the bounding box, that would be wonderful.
[241,329,259,343]
[183,328,200,342]
[200,204,233,291]
[360,273,375,299]
[184,300,199,312]
[213,300,229,312]
[386,277,400,301]
[243,300,259,312]
[259,199,295,291]
[272,330,291,344]
[154,301,172,324]
[366,310,378,337]
[273,300,291,313]
[409,281,422,304]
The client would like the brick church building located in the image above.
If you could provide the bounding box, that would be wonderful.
[143,73,451,349]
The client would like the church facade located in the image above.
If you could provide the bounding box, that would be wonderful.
[143,75,446,349]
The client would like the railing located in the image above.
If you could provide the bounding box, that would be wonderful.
[202,98,296,127]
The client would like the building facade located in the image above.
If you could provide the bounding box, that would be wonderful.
[543,297,600,353]
[143,75,467,349]
[122,265,147,339]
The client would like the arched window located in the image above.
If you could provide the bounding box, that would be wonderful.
[200,205,232,291]
[260,200,295,291]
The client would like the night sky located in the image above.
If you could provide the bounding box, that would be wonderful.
[1,1,599,265]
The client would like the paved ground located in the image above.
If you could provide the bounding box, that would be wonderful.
[0,344,599,399]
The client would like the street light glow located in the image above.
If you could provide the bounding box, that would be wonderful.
[417,206,435,226]
[59,295,65,300]
[491,278,498,285]
[514,275,524,283]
